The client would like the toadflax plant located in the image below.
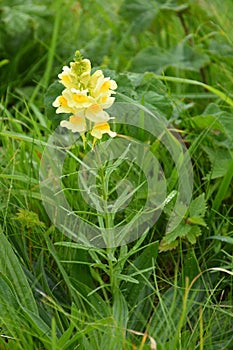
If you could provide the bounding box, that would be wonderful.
[52,50,117,144]
[43,49,194,250]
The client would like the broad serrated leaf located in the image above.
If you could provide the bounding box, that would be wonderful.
[203,146,232,179]
[162,223,191,245]
[190,115,225,133]
[187,216,207,227]
[166,202,188,232]
[119,0,158,33]
[159,239,179,252]
[131,42,210,74]
[189,193,206,217]
[201,103,233,141]
[186,226,202,244]
[119,0,188,34]
[116,71,171,118]
[1,4,47,36]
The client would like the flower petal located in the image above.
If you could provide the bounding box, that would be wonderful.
[60,115,86,133]
[91,122,116,139]
[85,106,110,123]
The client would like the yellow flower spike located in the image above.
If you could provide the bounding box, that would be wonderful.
[74,50,83,62]
[53,50,118,142]
[70,53,91,84]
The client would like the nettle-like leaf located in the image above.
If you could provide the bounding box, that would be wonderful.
[119,0,188,33]
[203,146,232,179]
[186,226,202,244]
[0,2,47,36]
[191,103,233,143]
[116,71,173,118]
[189,193,206,217]
[191,103,233,179]
[131,42,210,74]
[159,194,207,251]
[119,0,159,33]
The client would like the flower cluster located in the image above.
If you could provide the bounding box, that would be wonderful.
[53,51,117,141]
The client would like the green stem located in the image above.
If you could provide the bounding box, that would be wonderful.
[94,145,117,291]
[30,0,62,102]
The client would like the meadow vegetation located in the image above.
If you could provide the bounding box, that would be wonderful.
[0,0,233,349]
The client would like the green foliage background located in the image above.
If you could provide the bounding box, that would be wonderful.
[0,0,233,349]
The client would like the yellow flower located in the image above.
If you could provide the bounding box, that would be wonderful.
[52,95,75,114]
[91,122,116,139]
[85,103,110,123]
[60,115,86,133]
[58,66,76,90]
[89,70,117,97]
[58,55,91,90]
[53,50,118,143]
[95,76,117,96]
[63,88,92,110]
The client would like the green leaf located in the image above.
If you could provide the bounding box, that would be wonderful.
[113,289,128,331]
[189,193,206,217]
[191,115,225,133]
[100,289,128,349]
[186,226,202,244]
[212,157,233,211]
[149,286,183,343]
[123,241,159,330]
[182,250,200,281]
[166,202,188,232]
[211,152,232,173]
[1,4,47,36]
[203,146,232,179]
[0,59,9,68]
[0,273,51,340]
[187,216,207,227]
[123,241,159,306]
[160,3,189,12]
[0,274,19,318]
[131,42,210,74]
[162,223,191,245]
[159,239,179,252]
[208,236,233,245]
[119,0,159,33]
[119,0,188,33]
[0,229,38,314]
[200,103,233,142]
